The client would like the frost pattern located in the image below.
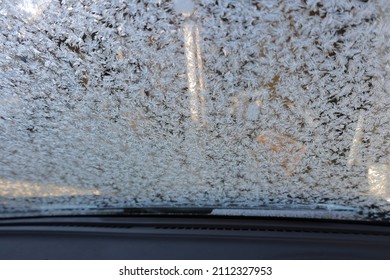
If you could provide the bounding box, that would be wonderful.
[1,0,390,220]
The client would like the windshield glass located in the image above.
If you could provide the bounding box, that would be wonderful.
[1,0,390,221]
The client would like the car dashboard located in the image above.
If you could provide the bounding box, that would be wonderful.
[0,215,390,259]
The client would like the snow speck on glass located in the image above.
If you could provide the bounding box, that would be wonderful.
[0,0,390,220]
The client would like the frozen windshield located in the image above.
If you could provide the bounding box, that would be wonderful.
[1,0,390,221]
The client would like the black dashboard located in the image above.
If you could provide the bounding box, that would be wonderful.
[0,215,389,259]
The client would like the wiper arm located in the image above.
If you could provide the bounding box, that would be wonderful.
[103,207,214,216]
[211,203,359,219]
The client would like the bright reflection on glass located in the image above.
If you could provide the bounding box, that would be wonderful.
[183,18,206,125]
[368,164,390,197]
[16,0,51,19]
[348,111,364,167]
[0,179,100,198]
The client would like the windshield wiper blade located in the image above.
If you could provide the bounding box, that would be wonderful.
[211,203,359,219]
[106,207,214,215]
